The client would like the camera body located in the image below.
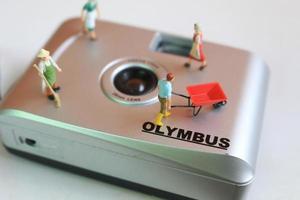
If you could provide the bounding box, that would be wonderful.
[0,19,269,200]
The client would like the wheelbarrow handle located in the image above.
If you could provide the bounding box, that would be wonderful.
[171,105,192,108]
[172,92,190,99]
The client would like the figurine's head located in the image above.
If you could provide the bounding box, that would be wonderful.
[166,73,175,82]
[194,23,202,33]
[37,49,50,60]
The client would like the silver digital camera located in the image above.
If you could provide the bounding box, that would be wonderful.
[0,18,269,200]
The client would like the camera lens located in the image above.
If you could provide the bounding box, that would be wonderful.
[114,67,158,96]
[101,58,166,105]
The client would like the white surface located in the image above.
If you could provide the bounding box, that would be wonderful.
[0,0,300,199]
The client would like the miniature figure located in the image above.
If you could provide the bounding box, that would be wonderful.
[184,23,207,70]
[33,65,61,108]
[34,49,62,107]
[81,0,100,40]
[154,73,175,126]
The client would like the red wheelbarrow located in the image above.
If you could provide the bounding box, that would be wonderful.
[172,82,228,116]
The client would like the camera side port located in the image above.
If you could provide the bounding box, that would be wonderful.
[100,58,167,106]
[25,138,37,146]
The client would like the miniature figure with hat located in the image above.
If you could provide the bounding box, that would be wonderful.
[36,49,62,101]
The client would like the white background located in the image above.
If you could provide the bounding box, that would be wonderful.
[0,0,299,199]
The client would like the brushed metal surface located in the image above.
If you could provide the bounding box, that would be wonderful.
[0,18,269,185]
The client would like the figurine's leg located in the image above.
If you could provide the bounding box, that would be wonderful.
[199,60,207,71]
[161,98,171,117]
[160,98,168,116]
[165,98,171,117]
[154,113,164,126]
[52,83,61,92]
[46,87,55,101]
[154,97,165,126]
[184,57,192,68]
[167,98,171,110]
[90,31,97,40]
[83,26,88,34]
[199,48,207,70]
[44,74,56,100]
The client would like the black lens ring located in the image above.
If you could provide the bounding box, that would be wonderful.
[114,67,158,96]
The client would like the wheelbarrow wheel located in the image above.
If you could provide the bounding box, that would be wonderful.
[192,105,202,116]
[213,101,227,109]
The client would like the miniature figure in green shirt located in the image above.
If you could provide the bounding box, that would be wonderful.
[81,0,100,40]
[37,49,62,100]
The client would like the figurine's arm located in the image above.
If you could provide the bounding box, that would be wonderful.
[96,5,100,18]
[195,35,201,57]
[50,58,62,72]
[38,62,45,74]
[81,9,86,22]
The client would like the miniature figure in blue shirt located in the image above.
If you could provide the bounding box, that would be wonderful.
[81,0,100,40]
[154,73,175,126]
[158,79,172,99]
